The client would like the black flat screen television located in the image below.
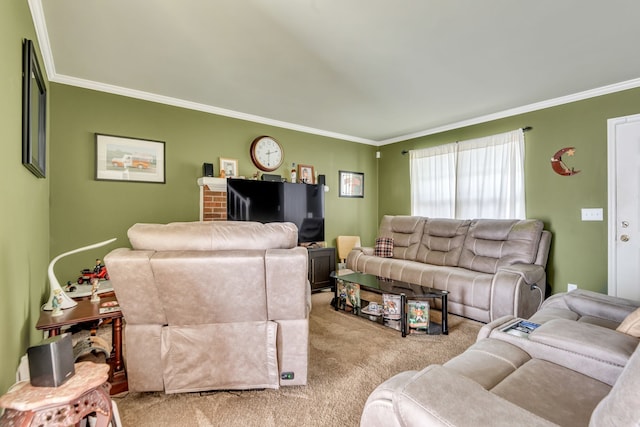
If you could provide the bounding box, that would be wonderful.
[226,178,325,244]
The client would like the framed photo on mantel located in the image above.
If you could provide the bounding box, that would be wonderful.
[297,164,315,184]
[339,170,364,198]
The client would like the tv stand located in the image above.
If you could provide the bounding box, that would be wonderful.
[307,247,335,292]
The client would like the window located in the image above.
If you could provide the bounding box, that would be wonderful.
[410,129,525,219]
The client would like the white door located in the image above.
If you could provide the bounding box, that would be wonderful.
[608,113,640,300]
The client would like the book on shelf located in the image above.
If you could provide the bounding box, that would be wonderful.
[99,300,121,314]
[408,300,429,332]
[99,306,121,314]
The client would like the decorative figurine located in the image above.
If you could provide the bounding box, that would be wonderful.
[51,289,63,317]
[90,277,101,303]
[77,259,109,284]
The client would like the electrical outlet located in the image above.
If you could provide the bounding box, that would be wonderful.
[568,283,578,292]
[581,208,603,221]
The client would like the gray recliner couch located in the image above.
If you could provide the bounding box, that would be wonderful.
[360,290,640,426]
[347,216,552,322]
[104,221,310,394]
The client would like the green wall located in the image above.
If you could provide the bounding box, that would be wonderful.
[49,84,379,281]
[378,87,640,295]
[4,2,640,396]
[0,0,51,393]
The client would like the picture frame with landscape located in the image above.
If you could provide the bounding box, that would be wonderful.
[95,134,165,183]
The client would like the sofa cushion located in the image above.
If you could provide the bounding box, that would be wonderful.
[374,237,394,258]
[378,215,425,260]
[617,307,640,337]
[590,344,640,426]
[415,219,471,266]
[128,221,298,251]
[458,219,543,274]
[443,338,530,389]
[491,358,611,427]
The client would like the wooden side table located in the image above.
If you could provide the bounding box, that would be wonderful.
[0,362,112,427]
[35,296,127,395]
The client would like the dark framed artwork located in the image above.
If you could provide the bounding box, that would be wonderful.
[339,170,364,198]
[95,134,166,183]
[22,39,47,178]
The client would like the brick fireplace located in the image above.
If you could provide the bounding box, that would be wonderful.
[197,177,227,221]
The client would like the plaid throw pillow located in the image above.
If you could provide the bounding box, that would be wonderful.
[375,237,394,258]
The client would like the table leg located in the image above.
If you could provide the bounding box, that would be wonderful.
[112,317,123,372]
[441,293,448,335]
[401,293,407,337]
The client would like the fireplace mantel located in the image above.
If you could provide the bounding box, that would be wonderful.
[197,177,227,221]
[197,177,227,192]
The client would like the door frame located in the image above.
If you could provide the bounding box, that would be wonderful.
[607,113,640,296]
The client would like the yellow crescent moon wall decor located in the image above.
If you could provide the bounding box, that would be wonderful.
[550,147,581,176]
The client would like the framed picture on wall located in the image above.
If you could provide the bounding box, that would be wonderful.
[297,164,315,184]
[339,170,364,198]
[95,134,165,183]
[220,157,238,177]
[22,39,47,178]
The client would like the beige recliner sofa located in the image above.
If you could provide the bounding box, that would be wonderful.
[104,221,310,394]
[347,216,551,322]
[360,291,640,426]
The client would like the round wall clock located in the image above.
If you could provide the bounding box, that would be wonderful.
[250,136,284,172]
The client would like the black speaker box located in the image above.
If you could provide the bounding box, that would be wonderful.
[318,174,326,186]
[27,333,75,387]
[202,162,214,177]
[261,173,282,182]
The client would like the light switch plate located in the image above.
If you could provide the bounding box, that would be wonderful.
[581,208,603,221]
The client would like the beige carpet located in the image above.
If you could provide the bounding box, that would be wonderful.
[113,291,482,427]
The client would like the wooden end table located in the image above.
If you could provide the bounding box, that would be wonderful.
[35,296,127,395]
[0,362,112,426]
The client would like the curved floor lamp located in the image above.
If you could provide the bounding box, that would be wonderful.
[43,238,117,311]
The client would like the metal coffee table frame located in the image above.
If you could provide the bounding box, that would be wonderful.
[331,272,448,337]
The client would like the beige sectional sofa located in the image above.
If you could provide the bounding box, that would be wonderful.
[360,290,640,426]
[104,221,310,394]
[347,216,551,322]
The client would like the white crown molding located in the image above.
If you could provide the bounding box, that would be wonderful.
[46,72,640,148]
[379,77,640,145]
[28,0,640,146]
[51,73,378,146]
[28,0,56,79]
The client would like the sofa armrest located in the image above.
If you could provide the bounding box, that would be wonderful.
[364,365,556,427]
[346,247,374,271]
[351,247,374,256]
[491,267,546,320]
[497,263,545,285]
[477,315,517,340]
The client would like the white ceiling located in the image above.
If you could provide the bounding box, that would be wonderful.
[30,0,640,145]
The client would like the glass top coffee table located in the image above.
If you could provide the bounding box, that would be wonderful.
[330,271,448,337]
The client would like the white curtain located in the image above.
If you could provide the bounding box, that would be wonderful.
[410,142,457,218]
[410,129,525,219]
